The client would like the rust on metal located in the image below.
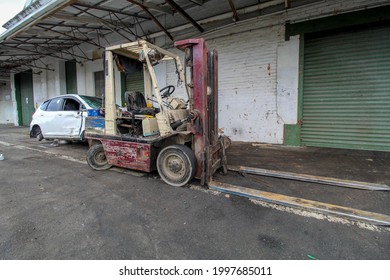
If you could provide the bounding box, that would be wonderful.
[175,39,208,183]
[100,138,154,172]
[210,181,390,226]
[234,166,390,191]
[227,0,240,21]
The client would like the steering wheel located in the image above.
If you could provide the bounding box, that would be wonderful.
[160,85,175,98]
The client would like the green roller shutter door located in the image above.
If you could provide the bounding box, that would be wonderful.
[125,70,144,93]
[302,26,390,151]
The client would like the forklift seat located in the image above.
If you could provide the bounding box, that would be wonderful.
[126,91,155,115]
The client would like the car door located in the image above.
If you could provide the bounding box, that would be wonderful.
[60,97,84,138]
[39,97,64,137]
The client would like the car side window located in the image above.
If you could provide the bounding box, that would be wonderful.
[63,98,80,111]
[46,98,63,111]
[40,100,50,111]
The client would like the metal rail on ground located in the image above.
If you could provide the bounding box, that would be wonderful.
[210,181,390,226]
[228,165,390,191]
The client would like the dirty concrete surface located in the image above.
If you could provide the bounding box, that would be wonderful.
[223,142,390,215]
[0,125,389,259]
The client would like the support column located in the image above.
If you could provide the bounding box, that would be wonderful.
[104,51,117,136]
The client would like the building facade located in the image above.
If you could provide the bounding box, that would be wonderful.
[0,0,389,151]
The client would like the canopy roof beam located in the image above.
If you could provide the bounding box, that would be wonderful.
[50,12,134,28]
[127,0,174,41]
[36,24,103,48]
[14,35,80,42]
[2,44,87,62]
[72,2,151,20]
[71,5,136,41]
[227,0,240,22]
[129,0,174,15]
[38,22,111,31]
[164,0,204,32]
[188,0,204,5]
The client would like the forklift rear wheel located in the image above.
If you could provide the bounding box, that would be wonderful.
[157,145,196,187]
[87,143,112,171]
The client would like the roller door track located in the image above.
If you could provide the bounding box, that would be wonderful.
[301,26,390,151]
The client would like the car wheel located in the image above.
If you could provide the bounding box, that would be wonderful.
[86,143,112,171]
[157,144,196,187]
[32,126,44,141]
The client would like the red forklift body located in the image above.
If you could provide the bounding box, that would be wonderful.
[92,137,155,172]
[175,38,225,185]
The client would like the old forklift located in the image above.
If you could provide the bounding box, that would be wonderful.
[85,38,229,187]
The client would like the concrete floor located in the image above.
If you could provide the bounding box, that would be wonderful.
[224,142,390,215]
[0,125,389,259]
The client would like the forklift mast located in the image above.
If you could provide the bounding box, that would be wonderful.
[175,39,227,185]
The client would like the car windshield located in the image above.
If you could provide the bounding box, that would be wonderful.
[79,95,102,109]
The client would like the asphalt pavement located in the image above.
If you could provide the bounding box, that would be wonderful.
[0,126,389,259]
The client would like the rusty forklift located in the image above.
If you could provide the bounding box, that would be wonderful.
[85,38,229,187]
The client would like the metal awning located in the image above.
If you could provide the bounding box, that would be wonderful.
[0,0,302,79]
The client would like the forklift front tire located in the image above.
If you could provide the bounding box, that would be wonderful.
[86,143,112,171]
[157,145,196,187]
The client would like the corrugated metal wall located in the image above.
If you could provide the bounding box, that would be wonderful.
[302,25,390,151]
[210,25,281,143]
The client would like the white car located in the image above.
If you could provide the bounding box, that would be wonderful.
[30,94,102,141]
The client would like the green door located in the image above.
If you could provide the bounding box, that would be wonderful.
[15,70,35,126]
[125,70,144,93]
[123,70,145,106]
[301,25,390,151]
[65,60,78,94]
